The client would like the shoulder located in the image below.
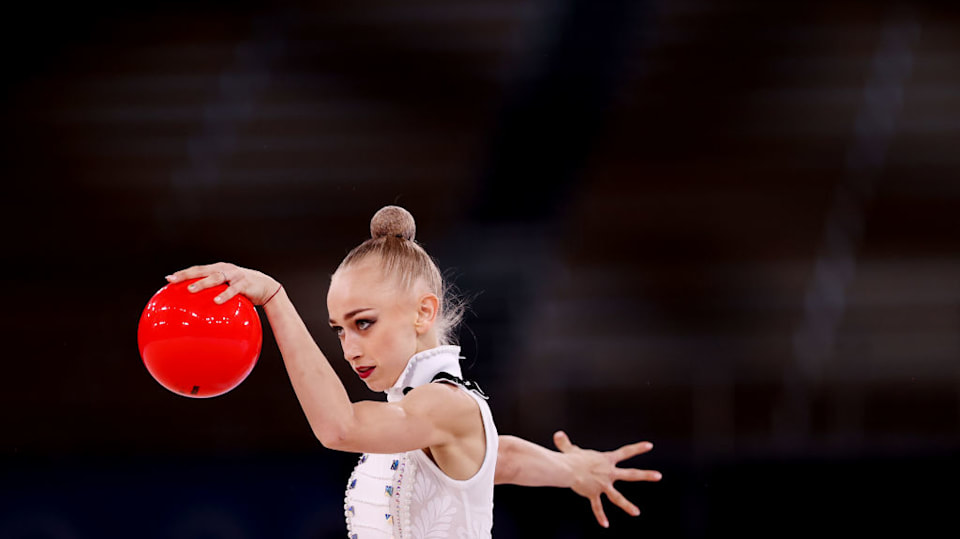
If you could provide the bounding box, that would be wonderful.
[399,382,480,432]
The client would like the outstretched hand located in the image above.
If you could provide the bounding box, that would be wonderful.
[166,262,281,306]
[553,430,662,528]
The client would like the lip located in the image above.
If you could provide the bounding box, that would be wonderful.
[356,366,375,379]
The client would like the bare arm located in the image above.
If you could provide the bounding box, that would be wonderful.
[167,263,472,454]
[261,285,361,447]
[496,431,662,528]
[495,434,574,487]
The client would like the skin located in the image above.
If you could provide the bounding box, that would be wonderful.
[167,260,662,527]
[496,432,662,528]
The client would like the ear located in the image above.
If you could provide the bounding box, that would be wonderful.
[414,293,440,335]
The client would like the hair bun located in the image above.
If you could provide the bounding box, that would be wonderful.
[370,205,416,241]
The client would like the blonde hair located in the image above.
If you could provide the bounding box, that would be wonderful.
[336,206,464,345]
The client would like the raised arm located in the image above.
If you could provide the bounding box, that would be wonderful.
[496,431,661,528]
[166,263,473,455]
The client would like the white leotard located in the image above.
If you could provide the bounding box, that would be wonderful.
[343,345,498,539]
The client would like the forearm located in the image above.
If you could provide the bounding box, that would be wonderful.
[263,287,356,447]
[496,435,574,487]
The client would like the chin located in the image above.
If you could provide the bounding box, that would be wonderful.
[363,378,387,392]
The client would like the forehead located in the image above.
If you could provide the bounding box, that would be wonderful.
[327,259,403,314]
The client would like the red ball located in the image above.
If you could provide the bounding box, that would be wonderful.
[138,278,262,398]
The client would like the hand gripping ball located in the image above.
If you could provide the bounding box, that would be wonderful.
[138,278,262,398]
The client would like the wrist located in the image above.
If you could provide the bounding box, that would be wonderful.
[262,282,283,306]
[559,452,580,489]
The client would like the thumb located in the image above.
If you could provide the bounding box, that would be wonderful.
[553,430,576,453]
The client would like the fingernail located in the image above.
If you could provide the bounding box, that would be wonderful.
[165,275,175,281]
[188,284,197,291]
[214,296,223,304]
[654,472,663,481]
[633,508,641,516]
[603,520,609,528]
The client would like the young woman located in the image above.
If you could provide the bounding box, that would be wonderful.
[166,206,661,537]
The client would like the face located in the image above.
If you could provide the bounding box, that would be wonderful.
[327,258,433,392]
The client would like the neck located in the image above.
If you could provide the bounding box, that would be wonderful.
[415,331,441,354]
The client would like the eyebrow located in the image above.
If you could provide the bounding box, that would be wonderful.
[329,308,373,325]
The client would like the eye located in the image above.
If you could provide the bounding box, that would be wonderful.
[330,326,343,337]
[356,319,374,331]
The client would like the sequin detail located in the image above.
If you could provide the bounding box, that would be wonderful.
[345,453,407,538]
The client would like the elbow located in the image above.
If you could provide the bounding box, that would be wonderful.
[314,426,351,451]
[309,405,361,452]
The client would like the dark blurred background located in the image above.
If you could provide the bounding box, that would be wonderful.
[1,0,958,537]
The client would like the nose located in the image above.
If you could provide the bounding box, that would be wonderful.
[341,333,362,361]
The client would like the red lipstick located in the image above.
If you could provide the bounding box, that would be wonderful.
[357,366,375,379]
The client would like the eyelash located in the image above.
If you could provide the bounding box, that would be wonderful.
[331,320,374,336]
[356,319,374,330]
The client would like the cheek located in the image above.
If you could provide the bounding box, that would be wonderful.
[379,320,417,356]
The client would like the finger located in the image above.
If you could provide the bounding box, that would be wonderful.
[553,430,577,453]
[616,468,663,482]
[186,271,231,295]
[213,284,241,305]
[612,441,653,463]
[166,264,217,283]
[605,486,641,517]
[590,495,609,528]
